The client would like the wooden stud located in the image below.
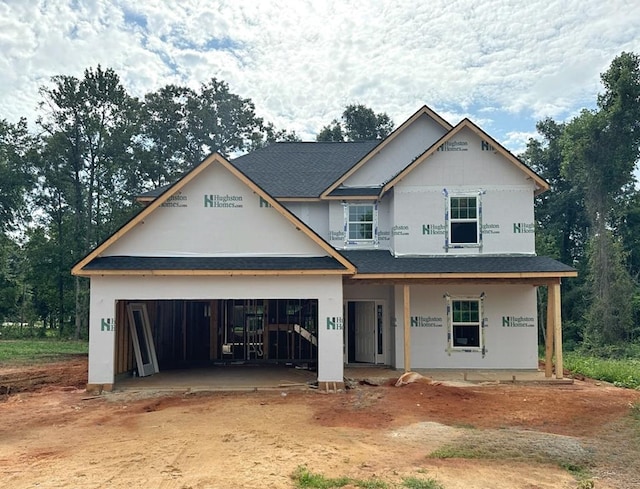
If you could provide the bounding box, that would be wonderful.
[403,284,411,373]
[210,300,218,360]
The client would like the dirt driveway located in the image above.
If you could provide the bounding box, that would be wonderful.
[1,357,639,489]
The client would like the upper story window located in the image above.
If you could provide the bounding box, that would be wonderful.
[344,203,378,247]
[450,196,478,244]
[443,190,484,251]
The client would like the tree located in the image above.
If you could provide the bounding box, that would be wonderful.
[185,78,273,160]
[317,104,394,141]
[138,79,298,188]
[560,52,640,347]
[0,118,34,232]
[36,65,141,338]
[522,119,590,347]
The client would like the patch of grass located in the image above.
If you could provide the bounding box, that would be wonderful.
[290,467,440,489]
[401,477,444,489]
[560,462,594,487]
[428,445,486,459]
[0,339,88,365]
[563,352,640,389]
[291,466,352,489]
[428,429,593,472]
[356,479,389,489]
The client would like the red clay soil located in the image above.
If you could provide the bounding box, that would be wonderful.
[1,357,639,489]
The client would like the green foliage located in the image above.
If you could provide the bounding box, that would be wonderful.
[290,466,441,489]
[317,104,394,141]
[0,338,87,365]
[401,477,443,489]
[564,351,640,389]
[428,446,485,459]
[582,232,635,345]
[291,466,352,488]
[0,118,35,232]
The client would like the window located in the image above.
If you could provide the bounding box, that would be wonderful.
[449,196,478,244]
[451,299,481,349]
[346,203,376,243]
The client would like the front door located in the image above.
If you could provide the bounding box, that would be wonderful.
[353,301,376,363]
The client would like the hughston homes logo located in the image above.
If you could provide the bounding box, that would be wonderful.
[502,316,535,328]
[204,194,244,208]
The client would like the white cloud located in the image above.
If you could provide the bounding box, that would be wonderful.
[0,0,639,149]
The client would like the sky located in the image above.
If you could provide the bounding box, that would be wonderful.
[1,0,639,154]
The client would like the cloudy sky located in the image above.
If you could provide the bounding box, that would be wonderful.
[1,0,639,153]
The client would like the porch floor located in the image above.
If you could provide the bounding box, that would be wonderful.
[115,365,572,391]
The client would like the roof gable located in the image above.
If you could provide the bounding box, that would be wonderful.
[321,105,453,197]
[382,119,549,196]
[72,153,355,276]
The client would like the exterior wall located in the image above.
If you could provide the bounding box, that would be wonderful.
[393,284,538,369]
[392,127,536,256]
[88,274,344,385]
[283,201,330,240]
[105,163,324,258]
[343,114,448,187]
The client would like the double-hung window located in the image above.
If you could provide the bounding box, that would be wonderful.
[449,196,479,245]
[345,203,377,246]
[450,299,482,349]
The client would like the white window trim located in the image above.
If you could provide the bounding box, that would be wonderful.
[445,294,485,354]
[343,202,379,248]
[443,189,484,252]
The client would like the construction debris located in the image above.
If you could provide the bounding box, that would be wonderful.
[394,371,432,387]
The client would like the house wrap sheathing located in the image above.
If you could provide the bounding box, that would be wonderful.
[73,105,576,391]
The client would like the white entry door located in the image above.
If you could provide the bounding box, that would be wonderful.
[354,301,376,363]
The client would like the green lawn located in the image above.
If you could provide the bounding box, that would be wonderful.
[0,339,88,365]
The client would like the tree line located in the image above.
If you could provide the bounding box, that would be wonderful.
[1,53,639,357]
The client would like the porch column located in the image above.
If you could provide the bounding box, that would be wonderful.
[549,280,564,379]
[544,284,554,378]
[403,284,411,372]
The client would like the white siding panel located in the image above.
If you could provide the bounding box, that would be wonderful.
[343,114,448,187]
[284,202,330,241]
[399,127,533,188]
[104,164,324,257]
[394,284,538,369]
[392,186,535,255]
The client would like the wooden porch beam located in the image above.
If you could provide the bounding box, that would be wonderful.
[549,280,564,379]
[403,284,411,373]
[545,285,554,378]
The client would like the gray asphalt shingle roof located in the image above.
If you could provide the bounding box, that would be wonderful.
[137,141,381,200]
[84,251,575,277]
[339,250,576,275]
[83,255,348,271]
[231,141,381,198]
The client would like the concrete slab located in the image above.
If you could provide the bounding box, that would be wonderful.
[115,365,572,392]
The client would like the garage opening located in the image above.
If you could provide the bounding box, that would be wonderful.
[114,299,318,377]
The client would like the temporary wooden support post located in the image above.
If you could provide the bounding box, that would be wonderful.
[545,286,555,378]
[403,284,411,373]
[550,280,564,379]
